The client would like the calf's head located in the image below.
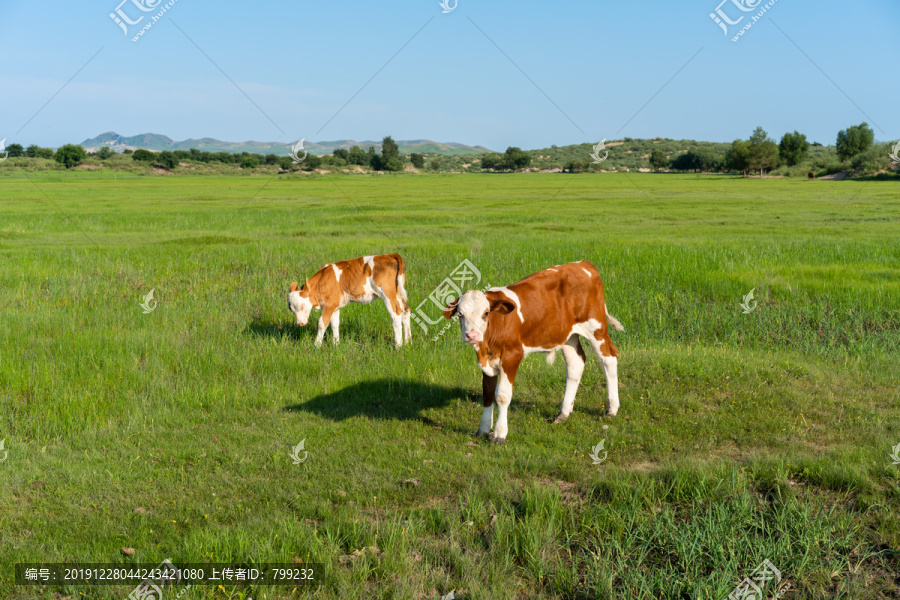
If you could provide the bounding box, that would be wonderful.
[288,281,314,326]
[443,290,515,346]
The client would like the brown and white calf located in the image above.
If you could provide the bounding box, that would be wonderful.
[443,261,624,443]
[288,254,412,347]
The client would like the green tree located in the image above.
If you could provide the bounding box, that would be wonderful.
[430,158,440,171]
[649,149,667,171]
[836,122,874,161]
[670,152,695,172]
[778,131,810,166]
[97,146,114,160]
[333,148,350,161]
[725,139,751,176]
[369,153,384,171]
[278,156,294,170]
[54,144,87,169]
[381,136,399,164]
[157,150,178,170]
[481,154,503,170]
[504,146,531,171]
[241,155,259,169]
[132,148,155,162]
[384,157,403,172]
[5,143,25,158]
[409,153,425,169]
[301,153,321,170]
[348,146,368,166]
[26,145,55,159]
[747,127,779,177]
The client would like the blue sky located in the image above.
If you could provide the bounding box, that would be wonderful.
[1,0,897,150]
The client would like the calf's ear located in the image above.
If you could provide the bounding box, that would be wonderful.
[290,281,299,293]
[489,298,516,315]
[442,298,459,320]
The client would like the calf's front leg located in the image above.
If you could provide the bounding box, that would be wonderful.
[478,373,498,437]
[315,306,335,347]
[492,357,521,444]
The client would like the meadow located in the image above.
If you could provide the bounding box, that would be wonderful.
[1,171,898,599]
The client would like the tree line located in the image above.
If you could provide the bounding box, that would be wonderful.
[1,136,432,172]
[654,122,879,177]
[3,123,892,177]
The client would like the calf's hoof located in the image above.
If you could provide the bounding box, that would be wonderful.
[552,413,569,424]
[490,436,507,445]
[475,429,491,438]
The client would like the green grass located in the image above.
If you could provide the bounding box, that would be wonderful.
[1,171,899,599]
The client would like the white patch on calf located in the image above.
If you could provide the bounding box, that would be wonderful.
[456,290,491,345]
[288,290,313,326]
[332,263,342,282]
[582,268,592,277]
[363,255,375,270]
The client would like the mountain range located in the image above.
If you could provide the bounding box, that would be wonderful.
[79,132,493,156]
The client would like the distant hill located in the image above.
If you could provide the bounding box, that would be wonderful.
[79,132,493,156]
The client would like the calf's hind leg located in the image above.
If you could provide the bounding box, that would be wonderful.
[586,328,620,416]
[553,335,586,424]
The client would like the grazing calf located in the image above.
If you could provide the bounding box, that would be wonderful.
[443,261,624,443]
[288,254,412,347]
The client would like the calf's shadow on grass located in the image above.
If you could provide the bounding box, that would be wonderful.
[245,318,386,345]
[284,379,476,432]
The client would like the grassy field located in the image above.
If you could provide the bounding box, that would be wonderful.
[1,171,899,599]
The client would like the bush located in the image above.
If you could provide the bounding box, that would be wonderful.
[54,144,87,169]
[132,149,155,162]
[157,150,178,170]
[26,145,55,159]
[384,157,403,172]
[850,144,890,176]
[241,155,259,169]
[409,153,425,169]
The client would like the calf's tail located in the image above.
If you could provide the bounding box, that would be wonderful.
[392,254,410,312]
[605,303,625,332]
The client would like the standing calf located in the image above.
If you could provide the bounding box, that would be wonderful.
[288,254,412,346]
[443,261,624,443]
